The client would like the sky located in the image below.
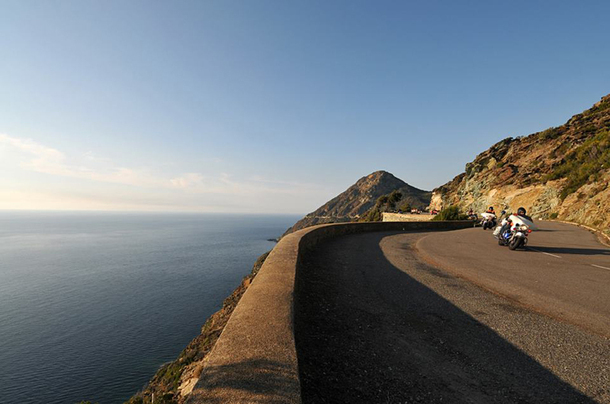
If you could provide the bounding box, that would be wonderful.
[1,1,609,214]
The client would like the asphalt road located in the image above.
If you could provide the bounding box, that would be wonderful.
[294,226,610,404]
[417,221,610,337]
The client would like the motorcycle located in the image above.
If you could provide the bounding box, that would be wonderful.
[493,214,536,250]
[480,212,497,230]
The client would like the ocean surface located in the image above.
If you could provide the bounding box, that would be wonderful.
[0,212,299,404]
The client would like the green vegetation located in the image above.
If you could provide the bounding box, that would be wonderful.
[380,190,402,210]
[550,142,570,159]
[362,190,403,222]
[363,208,382,221]
[546,129,610,199]
[538,126,563,140]
[549,212,558,219]
[431,206,468,221]
[398,201,411,212]
[587,97,610,115]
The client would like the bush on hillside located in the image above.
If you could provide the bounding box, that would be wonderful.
[376,190,402,211]
[398,201,411,212]
[363,208,382,222]
[546,129,610,199]
[538,126,563,140]
[361,190,405,222]
[431,206,468,221]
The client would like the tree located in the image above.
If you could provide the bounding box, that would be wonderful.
[431,206,468,221]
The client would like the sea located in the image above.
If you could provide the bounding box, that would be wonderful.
[0,211,300,404]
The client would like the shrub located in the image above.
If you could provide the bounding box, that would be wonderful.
[363,208,382,222]
[377,190,402,211]
[538,126,562,140]
[398,201,411,212]
[431,206,468,221]
[547,129,610,199]
[388,190,402,203]
[361,190,406,221]
[549,212,558,219]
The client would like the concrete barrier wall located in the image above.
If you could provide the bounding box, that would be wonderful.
[187,220,472,403]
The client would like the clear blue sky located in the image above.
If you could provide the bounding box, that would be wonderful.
[1,1,609,213]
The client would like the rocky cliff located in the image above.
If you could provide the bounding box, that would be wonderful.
[430,94,610,237]
[284,171,431,235]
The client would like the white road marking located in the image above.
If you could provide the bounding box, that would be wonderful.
[591,264,610,271]
[528,247,562,259]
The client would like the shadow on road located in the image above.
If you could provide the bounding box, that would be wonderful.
[295,232,594,403]
[527,245,610,256]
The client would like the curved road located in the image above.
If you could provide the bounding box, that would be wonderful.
[418,221,610,337]
[294,222,610,404]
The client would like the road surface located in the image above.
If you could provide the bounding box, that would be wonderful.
[417,221,610,337]
[294,223,610,403]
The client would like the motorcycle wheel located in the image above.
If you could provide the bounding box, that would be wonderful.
[509,238,523,250]
[498,238,505,246]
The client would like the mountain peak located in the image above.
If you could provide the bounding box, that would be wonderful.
[353,170,406,189]
[283,171,430,235]
[368,169,392,176]
[364,170,398,180]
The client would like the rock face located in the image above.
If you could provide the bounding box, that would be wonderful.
[430,94,610,237]
[284,171,431,235]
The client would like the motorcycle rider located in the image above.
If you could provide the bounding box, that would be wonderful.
[516,206,532,222]
[498,207,531,238]
[481,206,496,229]
[467,208,477,220]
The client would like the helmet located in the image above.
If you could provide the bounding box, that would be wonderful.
[489,206,494,211]
[517,207,526,216]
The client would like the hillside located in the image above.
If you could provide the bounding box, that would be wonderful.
[430,94,610,236]
[284,171,431,235]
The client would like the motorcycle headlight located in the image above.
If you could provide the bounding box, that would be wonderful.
[519,225,529,231]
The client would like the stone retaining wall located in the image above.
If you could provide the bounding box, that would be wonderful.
[382,212,434,222]
[187,220,472,403]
